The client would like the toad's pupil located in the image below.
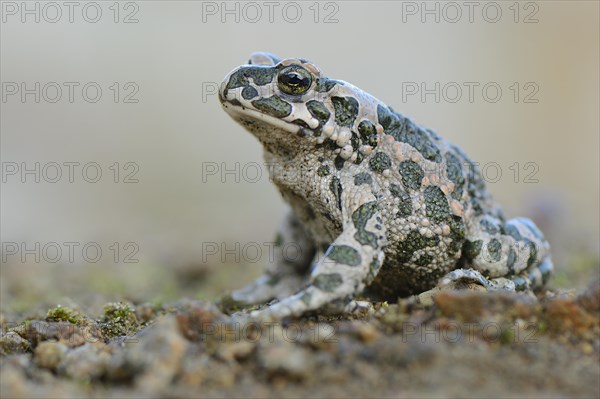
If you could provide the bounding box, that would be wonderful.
[282,73,308,86]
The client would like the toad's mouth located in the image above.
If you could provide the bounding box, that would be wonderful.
[221,100,317,140]
[220,91,317,138]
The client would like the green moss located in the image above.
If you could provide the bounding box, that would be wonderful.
[498,327,515,345]
[216,294,261,315]
[216,294,242,314]
[46,305,82,324]
[99,302,140,339]
[0,332,31,355]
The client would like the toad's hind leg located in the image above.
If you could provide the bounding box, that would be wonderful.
[230,211,315,305]
[455,215,552,291]
[438,257,554,293]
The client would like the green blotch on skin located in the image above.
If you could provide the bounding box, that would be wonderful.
[397,231,440,263]
[316,78,338,92]
[391,120,442,163]
[292,119,310,129]
[300,292,312,305]
[369,152,391,173]
[329,176,343,210]
[470,197,485,217]
[352,202,379,248]
[353,172,372,185]
[100,302,140,339]
[424,186,451,224]
[366,257,382,284]
[389,184,412,217]
[445,152,465,200]
[480,218,500,235]
[512,275,529,291]
[504,224,523,241]
[241,86,258,100]
[377,104,403,132]
[274,233,284,247]
[225,66,277,92]
[267,275,280,286]
[370,258,381,274]
[307,100,331,124]
[377,104,392,128]
[463,156,487,217]
[354,152,364,165]
[326,245,362,266]
[539,260,552,284]
[414,254,433,267]
[332,96,359,128]
[399,161,424,191]
[487,239,502,262]
[447,215,465,255]
[351,132,360,151]
[320,138,339,153]
[507,247,517,272]
[317,165,330,177]
[313,273,344,292]
[46,305,82,324]
[358,120,378,147]
[463,240,483,261]
[525,239,538,267]
[522,219,545,241]
[252,96,292,118]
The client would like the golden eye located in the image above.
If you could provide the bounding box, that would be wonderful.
[277,65,313,95]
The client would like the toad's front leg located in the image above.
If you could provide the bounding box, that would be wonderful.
[229,210,316,305]
[250,200,387,319]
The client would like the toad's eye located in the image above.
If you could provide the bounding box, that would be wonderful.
[277,66,312,95]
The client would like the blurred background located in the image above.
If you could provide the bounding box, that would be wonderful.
[1,1,598,318]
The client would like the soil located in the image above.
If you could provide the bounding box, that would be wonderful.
[2,277,599,398]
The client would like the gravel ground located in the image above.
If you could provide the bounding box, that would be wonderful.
[1,278,599,398]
